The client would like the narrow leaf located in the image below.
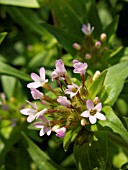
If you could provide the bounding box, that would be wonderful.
[0,32,7,44]
[88,70,107,100]
[21,132,65,170]
[101,61,128,106]
[100,106,128,143]
[0,0,40,8]
[0,61,31,81]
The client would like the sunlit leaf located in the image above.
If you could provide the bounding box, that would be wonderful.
[0,32,7,44]
[0,0,40,8]
[0,61,30,81]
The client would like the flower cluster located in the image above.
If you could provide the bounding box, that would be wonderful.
[20,59,106,138]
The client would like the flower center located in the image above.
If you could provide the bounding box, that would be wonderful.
[90,109,97,116]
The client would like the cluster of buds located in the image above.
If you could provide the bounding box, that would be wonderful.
[72,23,108,69]
[20,59,106,138]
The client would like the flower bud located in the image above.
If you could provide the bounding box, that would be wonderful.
[92,70,101,81]
[100,33,107,42]
[81,119,87,126]
[93,97,100,105]
[85,53,91,60]
[95,41,101,49]
[72,43,81,50]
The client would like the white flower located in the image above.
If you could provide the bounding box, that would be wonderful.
[55,127,66,138]
[81,23,94,36]
[27,67,48,88]
[30,88,44,100]
[34,116,51,136]
[81,100,106,124]
[65,83,81,98]
[20,101,47,122]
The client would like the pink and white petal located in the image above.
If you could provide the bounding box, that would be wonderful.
[34,122,43,128]
[89,116,97,124]
[95,112,106,120]
[26,101,38,110]
[81,111,90,117]
[31,73,41,82]
[35,109,47,119]
[27,114,36,122]
[39,127,45,136]
[46,129,51,136]
[86,100,94,110]
[39,67,45,80]
[27,82,42,88]
[94,103,102,112]
[20,108,31,115]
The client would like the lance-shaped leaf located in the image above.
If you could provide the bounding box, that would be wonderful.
[42,23,82,55]
[101,61,128,106]
[0,0,40,8]
[74,131,108,170]
[0,61,30,81]
[0,32,7,44]
[21,132,65,170]
[88,70,107,100]
[100,106,128,143]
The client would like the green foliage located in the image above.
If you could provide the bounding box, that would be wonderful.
[0,0,128,170]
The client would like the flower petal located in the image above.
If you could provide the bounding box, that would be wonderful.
[31,73,41,82]
[94,103,102,112]
[81,111,90,117]
[47,129,51,136]
[89,116,97,124]
[27,114,35,122]
[95,112,106,120]
[39,67,45,81]
[86,100,94,110]
[20,108,31,115]
[39,128,45,136]
[34,122,43,128]
[27,82,42,88]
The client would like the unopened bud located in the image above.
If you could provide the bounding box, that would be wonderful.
[85,53,91,60]
[72,43,81,50]
[92,70,101,81]
[100,33,107,42]
[52,125,60,131]
[95,41,101,49]
[93,97,100,105]
[81,119,87,126]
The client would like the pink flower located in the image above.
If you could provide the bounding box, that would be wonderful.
[27,67,48,88]
[30,88,44,100]
[65,83,81,98]
[34,116,51,136]
[73,60,88,75]
[20,101,47,122]
[52,59,66,81]
[81,23,94,36]
[55,127,66,138]
[81,100,106,124]
[57,96,71,107]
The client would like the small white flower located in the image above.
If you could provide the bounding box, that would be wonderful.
[81,100,106,124]
[27,67,48,88]
[34,116,51,136]
[65,83,81,98]
[57,96,71,107]
[55,127,66,138]
[20,101,47,122]
[81,23,94,36]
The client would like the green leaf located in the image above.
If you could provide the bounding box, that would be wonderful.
[49,0,85,36]
[21,132,65,170]
[88,70,107,100]
[42,23,82,55]
[0,0,40,8]
[104,16,119,44]
[7,7,48,36]
[74,131,108,170]
[100,106,128,143]
[1,76,17,99]
[0,61,31,81]
[63,126,82,151]
[88,4,102,37]
[101,61,128,106]
[0,32,7,44]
